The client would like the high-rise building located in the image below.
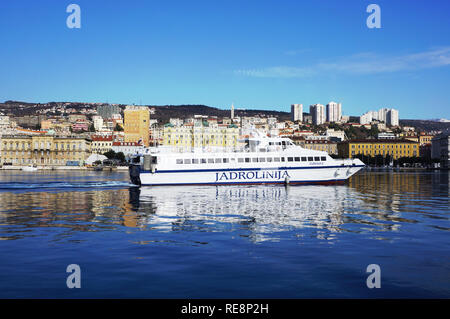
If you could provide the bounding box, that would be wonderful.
[291,104,303,122]
[309,104,326,125]
[231,103,235,119]
[97,104,122,119]
[124,105,150,147]
[360,112,373,125]
[326,102,342,123]
[386,109,399,126]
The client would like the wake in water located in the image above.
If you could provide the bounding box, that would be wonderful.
[0,180,135,190]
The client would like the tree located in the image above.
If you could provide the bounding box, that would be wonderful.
[115,123,123,132]
[103,150,116,159]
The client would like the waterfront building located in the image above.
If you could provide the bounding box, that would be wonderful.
[309,104,326,125]
[162,123,240,150]
[291,104,303,122]
[338,139,419,159]
[124,105,150,147]
[0,135,91,166]
[431,133,450,169]
[291,137,338,155]
[91,135,113,154]
[326,102,342,123]
[418,133,434,146]
[112,141,146,157]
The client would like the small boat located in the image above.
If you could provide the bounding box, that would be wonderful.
[22,165,38,172]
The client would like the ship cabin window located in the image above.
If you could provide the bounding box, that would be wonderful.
[208,158,214,164]
[294,157,300,161]
[252,158,258,163]
[223,158,229,163]
[287,157,294,162]
[201,158,207,164]
[267,157,273,162]
[215,158,222,163]
[314,156,320,161]
[321,156,327,161]
[259,158,266,162]
[273,157,280,162]
[192,159,199,164]
[184,159,191,164]
[308,157,314,161]
[176,159,183,164]
[238,158,244,163]
[301,157,307,161]
[259,148,266,152]
[245,158,250,163]
[281,157,285,162]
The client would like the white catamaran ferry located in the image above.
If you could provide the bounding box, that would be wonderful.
[129,135,365,186]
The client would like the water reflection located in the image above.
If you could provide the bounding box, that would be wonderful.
[0,171,448,243]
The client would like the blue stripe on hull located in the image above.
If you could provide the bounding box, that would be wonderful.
[141,165,364,174]
[140,179,348,186]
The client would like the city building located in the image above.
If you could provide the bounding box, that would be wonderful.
[386,109,399,126]
[326,102,342,123]
[431,132,450,169]
[124,105,150,147]
[291,104,303,122]
[0,135,91,166]
[162,123,239,150]
[338,139,419,159]
[112,141,146,157]
[309,104,326,125]
[291,137,338,155]
[97,104,122,119]
[91,135,113,154]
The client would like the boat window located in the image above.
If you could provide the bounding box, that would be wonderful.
[287,157,294,162]
[267,157,272,162]
[245,158,250,163]
[223,158,230,163]
[314,156,320,161]
[201,158,207,164]
[238,158,244,163]
[281,157,285,162]
[259,158,266,162]
[308,157,313,161]
[273,157,280,162]
[252,158,258,163]
[321,156,327,161]
[259,148,266,152]
[208,158,214,164]
[192,158,199,164]
[176,159,183,164]
[184,159,191,164]
[301,157,307,161]
[215,158,222,163]
[294,157,300,161]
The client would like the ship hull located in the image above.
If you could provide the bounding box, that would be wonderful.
[136,165,364,186]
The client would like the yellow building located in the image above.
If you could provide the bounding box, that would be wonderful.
[292,137,338,155]
[163,124,239,149]
[124,106,150,147]
[338,139,419,159]
[419,134,434,146]
[1,135,91,166]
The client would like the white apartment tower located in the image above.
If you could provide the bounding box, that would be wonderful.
[310,104,326,125]
[231,103,235,119]
[387,109,399,126]
[291,104,303,122]
[326,101,342,123]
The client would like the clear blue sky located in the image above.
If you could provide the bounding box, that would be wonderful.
[1,0,449,119]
